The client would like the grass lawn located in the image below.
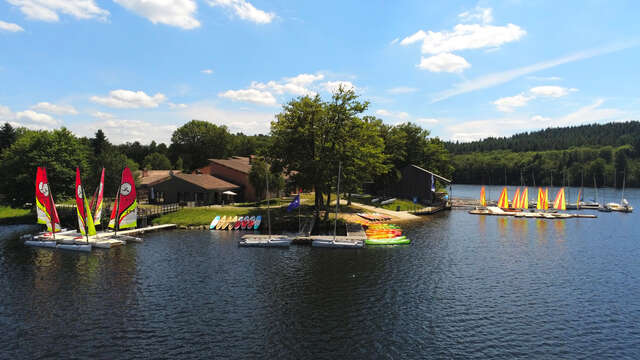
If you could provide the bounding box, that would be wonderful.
[379,198,422,212]
[0,206,33,224]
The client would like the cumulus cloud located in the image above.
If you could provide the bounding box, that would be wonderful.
[416,117,439,124]
[201,69,213,74]
[31,102,78,115]
[7,0,109,22]
[0,20,24,32]
[322,80,356,93]
[16,109,60,129]
[182,102,275,135]
[219,88,278,106]
[219,73,328,106]
[493,86,577,112]
[387,86,418,94]
[77,119,177,144]
[113,0,199,29]
[375,109,409,120]
[398,7,525,73]
[90,89,167,108]
[418,53,470,73]
[91,111,115,120]
[168,102,187,109]
[207,0,275,24]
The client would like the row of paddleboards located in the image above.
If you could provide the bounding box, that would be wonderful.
[210,215,261,230]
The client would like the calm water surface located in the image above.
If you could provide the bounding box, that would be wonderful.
[2,188,640,359]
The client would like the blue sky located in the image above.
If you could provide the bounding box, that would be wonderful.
[1,0,639,144]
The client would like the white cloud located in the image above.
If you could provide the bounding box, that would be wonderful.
[0,105,15,121]
[552,99,626,128]
[182,101,274,134]
[0,20,24,32]
[418,52,470,73]
[530,86,577,98]
[387,86,418,94]
[78,119,177,144]
[219,88,277,106]
[527,76,562,81]
[458,6,493,24]
[322,80,356,93]
[493,94,532,112]
[416,117,439,124]
[433,41,639,102]
[31,102,78,115]
[493,86,577,112]
[375,109,409,120]
[201,69,213,74]
[15,109,60,128]
[7,0,109,22]
[114,0,199,29]
[399,7,524,73]
[90,89,167,108]
[91,111,115,120]
[168,102,187,109]
[530,115,551,123]
[390,38,399,45]
[207,0,275,24]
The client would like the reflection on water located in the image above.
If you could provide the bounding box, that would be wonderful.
[2,201,640,358]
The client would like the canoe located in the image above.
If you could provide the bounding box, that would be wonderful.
[216,216,227,230]
[209,215,220,230]
[253,215,262,230]
[365,236,410,245]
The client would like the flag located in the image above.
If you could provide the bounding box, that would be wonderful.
[431,174,436,192]
[287,194,300,212]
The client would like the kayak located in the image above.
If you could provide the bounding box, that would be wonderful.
[233,217,243,230]
[226,216,237,230]
[247,216,256,229]
[365,236,410,245]
[216,216,227,230]
[209,215,220,230]
[253,215,262,230]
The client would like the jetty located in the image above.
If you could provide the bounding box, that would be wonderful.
[469,206,596,219]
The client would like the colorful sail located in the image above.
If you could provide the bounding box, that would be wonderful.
[90,168,105,225]
[544,188,549,210]
[35,167,61,232]
[109,167,137,230]
[536,188,544,210]
[512,187,521,209]
[497,187,509,208]
[75,167,96,236]
[520,187,529,209]
[576,189,582,210]
[480,186,486,206]
[553,187,566,210]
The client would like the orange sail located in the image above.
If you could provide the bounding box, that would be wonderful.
[536,188,544,210]
[553,187,566,210]
[576,189,582,210]
[497,187,509,208]
[544,188,549,210]
[480,186,486,206]
[520,187,529,209]
[512,187,521,209]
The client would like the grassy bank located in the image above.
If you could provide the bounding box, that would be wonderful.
[0,206,33,225]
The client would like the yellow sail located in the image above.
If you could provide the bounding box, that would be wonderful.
[512,187,521,209]
[553,187,566,210]
[498,187,509,208]
[577,189,582,210]
[536,188,544,209]
[480,186,486,206]
[544,188,549,210]
[520,187,529,209]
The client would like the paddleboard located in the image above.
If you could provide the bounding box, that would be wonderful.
[253,215,262,230]
[210,215,220,230]
[233,217,243,230]
[247,216,256,229]
[226,216,237,230]
[216,216,227,230]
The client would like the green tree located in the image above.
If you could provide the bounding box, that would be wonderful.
[90,129,109,157]
[143,152,172,170]
[0,122,17,152]
[0,128,91,206]
[248,158,284,200]
[170,120,233,170]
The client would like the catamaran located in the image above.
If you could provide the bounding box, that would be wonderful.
[606,171,633,212]
[24,167,66,248]
[108,167,140,241]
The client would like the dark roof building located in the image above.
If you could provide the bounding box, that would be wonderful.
[149,172,240,205]
[198,156,258,202]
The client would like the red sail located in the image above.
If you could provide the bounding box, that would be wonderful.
[115,167,137,229]
[35,167,60,229]
[75,167,87,229]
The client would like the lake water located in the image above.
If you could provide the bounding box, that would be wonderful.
[2,187,640,359]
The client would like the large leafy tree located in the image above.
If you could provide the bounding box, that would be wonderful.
[0,122,17,152]
[0,128,91,206]
[143,152,172,170]
[170,120,233,170]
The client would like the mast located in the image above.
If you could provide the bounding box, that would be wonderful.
[113,186,120,237]
[266,167,271,240]
[621,170,626,204]
[593,175,598,204]
[82,184,89,243]
[333,161,341,243]
[46,167,56,241]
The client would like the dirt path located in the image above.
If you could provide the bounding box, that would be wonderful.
[349,202,420,220]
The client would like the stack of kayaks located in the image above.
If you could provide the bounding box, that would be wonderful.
[364,223,410,245]
[209,215,262,230]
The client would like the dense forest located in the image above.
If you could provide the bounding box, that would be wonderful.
[449,121,640,187]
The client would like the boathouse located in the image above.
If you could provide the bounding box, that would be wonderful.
[384,165,451,204]
[150,172,240,205]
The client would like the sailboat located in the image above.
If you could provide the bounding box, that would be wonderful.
[606,171,633,212]
[54,168,94,251]
[479,186,486,207]
[497,187,509,209]
[89,168,105,227]
[108,167,141,241]
[536,188,545,210]
[553,187,566,210]
[512,187,521,210]
[520,187,529,209]
[24,167,63,248]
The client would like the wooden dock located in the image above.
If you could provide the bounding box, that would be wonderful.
[468,207,597,219]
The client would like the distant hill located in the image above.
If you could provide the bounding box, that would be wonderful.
[445,121,640,154]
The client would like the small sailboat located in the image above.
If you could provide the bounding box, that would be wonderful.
[497,187,509,209]
[544,188,549,210]
[553,187,566,211]
[606,171,633,212]
[54,167,93,252]
[520,187,529,209]
[25,167,64,248]
[107,167,140,243]
[90,168,105,226]
[536,188,545,210]
[512,187,521,210]
[479,186,486,207]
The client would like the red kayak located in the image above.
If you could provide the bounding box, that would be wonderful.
[233,218,243,230]
[241,216,249,230]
